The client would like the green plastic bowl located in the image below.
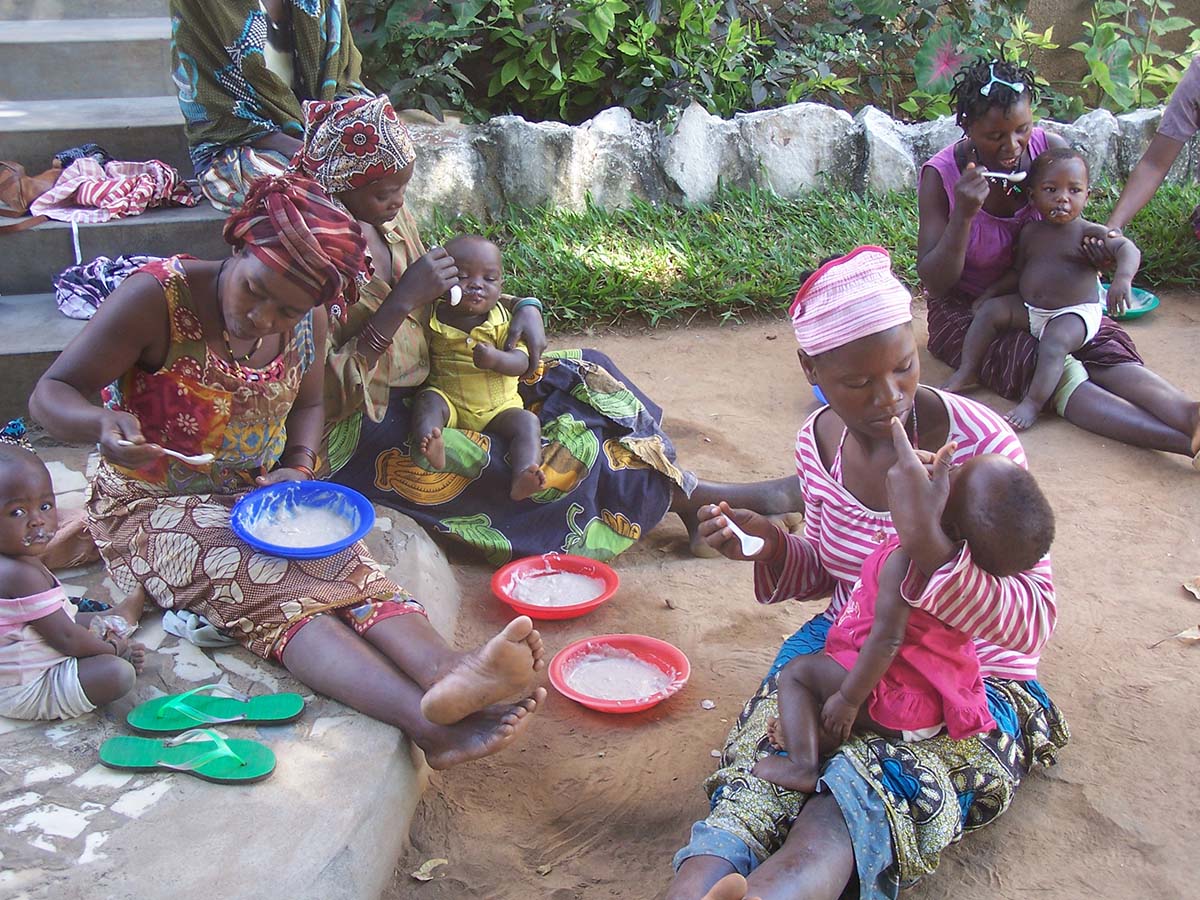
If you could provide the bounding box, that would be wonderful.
[1102,284,1160,320]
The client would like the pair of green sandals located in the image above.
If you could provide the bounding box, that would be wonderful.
[98,684,305,784]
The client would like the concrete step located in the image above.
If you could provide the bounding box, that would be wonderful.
[0,293,85,420]
[0,0,165,20]
[0,19,174,101]
[0,204,227,296]
[0,95,189,174]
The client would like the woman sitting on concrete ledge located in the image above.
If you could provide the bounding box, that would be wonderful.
[30,175,546,768]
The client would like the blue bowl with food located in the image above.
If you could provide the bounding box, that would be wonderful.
[231,481,375,559]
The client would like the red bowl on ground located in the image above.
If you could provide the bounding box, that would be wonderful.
[491,553,619,620]
[549,633,690,714]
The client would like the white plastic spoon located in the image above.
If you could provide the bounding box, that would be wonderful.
[980,169,1027,183]
[449,284,462,306]
[117,440,214,466]
[723,514,765,557]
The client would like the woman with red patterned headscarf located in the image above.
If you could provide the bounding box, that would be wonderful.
[30,176,548,769]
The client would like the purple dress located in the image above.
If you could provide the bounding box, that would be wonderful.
[921,128,1142,402]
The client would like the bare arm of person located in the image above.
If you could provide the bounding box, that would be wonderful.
[29,272,169,469]
[821,549,912,742]
[258,307,328,484]
[1108,133,1185,231]
[251,131,303,159]
[1086,226,1142,315]
[916,164,989,298]
[884,418,958,576]
[354,248,460,369]
[29,608,128,660]
[502,299,547,378]
[473,342,529,377]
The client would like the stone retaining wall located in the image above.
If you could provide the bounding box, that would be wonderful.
[401,101,1199,226]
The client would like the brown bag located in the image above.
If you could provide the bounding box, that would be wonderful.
[0,159,61,215]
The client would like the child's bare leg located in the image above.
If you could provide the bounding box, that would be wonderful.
[1008,313,1087,430]
[943,295,1025,392]
[752,654,847,792]
[76,655,137,706]
[489,407,545,501]
[411,391,450,470]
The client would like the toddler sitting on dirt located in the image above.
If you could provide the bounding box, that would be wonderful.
[413,234,546,500]
[754,424,1055,792]
[942,147,1141,429]
[0,442,145,720]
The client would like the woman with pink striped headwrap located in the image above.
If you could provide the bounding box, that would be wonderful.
[31,176,548,767]
[669,247,1067,900]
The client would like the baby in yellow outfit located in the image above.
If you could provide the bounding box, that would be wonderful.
[414,235,547,501]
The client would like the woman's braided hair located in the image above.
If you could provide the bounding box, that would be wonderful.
[950,58,1039,128]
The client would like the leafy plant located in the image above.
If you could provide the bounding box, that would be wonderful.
[1070,0,1200,112]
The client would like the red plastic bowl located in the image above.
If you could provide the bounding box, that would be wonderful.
[549,634,690,713]
[491,553,619,620]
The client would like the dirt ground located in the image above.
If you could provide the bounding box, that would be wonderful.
[387,294,1200,900]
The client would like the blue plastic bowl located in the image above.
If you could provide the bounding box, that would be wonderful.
[231,481,375,559]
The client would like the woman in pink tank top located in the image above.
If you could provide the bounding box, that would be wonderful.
[918,59,1200,469]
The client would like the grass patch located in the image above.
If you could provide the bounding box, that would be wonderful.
[425,182,1199,328]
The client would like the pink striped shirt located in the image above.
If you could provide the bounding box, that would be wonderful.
[754,388,1056,680]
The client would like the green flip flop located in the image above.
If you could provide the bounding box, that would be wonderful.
[126,683,305,734]
[99,729,276,784]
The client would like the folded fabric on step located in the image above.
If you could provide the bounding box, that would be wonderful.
[162,610,238,648]
[53,143,114,169]
[30,159,198,223]
[53,254,162,320]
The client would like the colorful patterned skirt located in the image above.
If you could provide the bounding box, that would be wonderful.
[328,349,693,565]
[88,463,406,659]
[692,616,1070,898]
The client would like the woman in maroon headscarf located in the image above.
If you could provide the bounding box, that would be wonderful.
[31,176,547,769]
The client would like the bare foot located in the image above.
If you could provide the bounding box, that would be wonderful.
[420,616,545,725]
[940,368,977,393]
[112,585,147,628]
[123,642,147,674]
[765,715,785,751]
[419,428,446,470]
[1188,402,1200,470]
[510,464,546,501]
[751,754,819,793]
[419,688,546,770]
[702,873,753,900]
[1004,398,1040,431]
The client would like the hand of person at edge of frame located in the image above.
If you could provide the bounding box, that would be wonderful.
[394,246,459,308]
[1082,228,1121,269]
[821,691,858,744]
[885,417,955,546]
[255,467,308,487]
[696,501,779,562]
[98,411,164,468]
[506,303,547,379]
[954,162,991,219]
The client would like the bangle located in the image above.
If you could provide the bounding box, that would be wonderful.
[289,464,315,481]
[361,321,393,355]
[282,445,318,468]
[512,297,543,314]
[106,638,120,656]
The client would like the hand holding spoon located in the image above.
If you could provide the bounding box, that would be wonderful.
[118,440,214,466]
[722,513,765,557]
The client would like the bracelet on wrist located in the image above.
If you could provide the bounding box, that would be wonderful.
[106,638,121,656]
[282,445,318,468]
[361,321,393,355]
[512,297,544,314]
[289,464,316,481]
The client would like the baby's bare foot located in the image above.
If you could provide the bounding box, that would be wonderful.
[420,616,545,725]
[124,642,147,675]
[112,585,147,628]
[420,688,546,770]
[765,715,785,751]
[1004,398,1040,431]
[418,428,446,470]
[702,873,752,900]
[510,464,546,501]
[751,754,819,793]
[940,368,977,394]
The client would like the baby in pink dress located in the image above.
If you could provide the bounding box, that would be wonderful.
[753,449,1056,792]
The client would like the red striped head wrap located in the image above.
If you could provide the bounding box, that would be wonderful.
[294,94,416,194]
[222,175,368,319]
[789,246,913,356]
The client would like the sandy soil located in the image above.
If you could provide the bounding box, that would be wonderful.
[387,294,1200,900]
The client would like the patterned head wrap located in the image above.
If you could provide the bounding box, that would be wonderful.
[223,175,369,319]
[789,246,913,356]
[294,94,417,194]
